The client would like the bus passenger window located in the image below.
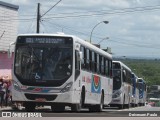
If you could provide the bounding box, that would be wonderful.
[75,50,80,80]
[97,54,99,73]
[99,55,102,74]
[86,49,90,71]
[80,46,85,69]
[101,57,105,75]
[92,51,95,72]
[94,53,97,73]
[89,50,92,71]
[109,61,112,78]
[123,70,126,82]
[105,60,109,76]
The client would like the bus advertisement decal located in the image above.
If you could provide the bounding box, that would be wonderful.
[91,75,101,93]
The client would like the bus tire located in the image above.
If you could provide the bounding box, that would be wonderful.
[51,105,65,112]
[24,102,36,112]
[71,104,81,112]
[118,104,124,109]
[81,87,85,107]
[136,104,139,107]
[95,93,104,112]
[126,103,130,109]
[125,99,131,109]
[71,94,82,112]
[119,95,125,109]
[89,105,96,112]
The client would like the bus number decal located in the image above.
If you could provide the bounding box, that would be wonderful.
[91,75,101,93]
[82,76,91,83]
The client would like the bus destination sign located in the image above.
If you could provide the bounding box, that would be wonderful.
[25,37,65,44]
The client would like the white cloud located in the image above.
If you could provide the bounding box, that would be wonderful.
[3,0,160,58]
[6,0,29,5]
[105,0,130,8]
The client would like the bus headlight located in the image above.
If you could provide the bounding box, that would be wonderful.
[13,81,21,91]
[112,90,122,98]
[61,82,73,93]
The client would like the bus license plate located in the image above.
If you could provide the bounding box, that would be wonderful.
[35,98,46,102]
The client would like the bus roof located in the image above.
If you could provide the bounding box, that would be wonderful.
[17,33,112,60]
[137,78,146,84]
[113,61,131,71]
[17,33,75,38]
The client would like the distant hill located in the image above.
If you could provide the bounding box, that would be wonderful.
[114,58,160,87]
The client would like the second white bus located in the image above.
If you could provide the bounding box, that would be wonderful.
[109,61,132,109]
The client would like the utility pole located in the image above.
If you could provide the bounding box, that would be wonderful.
[36,3,40,33]
[36,0,62,33]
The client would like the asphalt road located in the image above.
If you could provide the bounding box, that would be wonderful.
[1,105,160,117]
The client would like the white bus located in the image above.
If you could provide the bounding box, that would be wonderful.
[12,34,113,112]
[109,61,132,109]
[137,78,147,106]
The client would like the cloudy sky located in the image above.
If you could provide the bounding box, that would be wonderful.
[4,0,160,59]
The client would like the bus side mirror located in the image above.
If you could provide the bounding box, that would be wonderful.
[8,49,12,58]
[79,51,83,61]
[8,42,15,58]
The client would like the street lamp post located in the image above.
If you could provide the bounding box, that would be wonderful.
[89,21,109,43]
[97,37,109,45]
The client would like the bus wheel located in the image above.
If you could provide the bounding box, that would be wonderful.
[94,93,104,112]
[119,96,125,109]
[126,103,131,109]
[89,105,96,112]
[51,105,65,112]
[71,95,82,112]
[118,104,124,109]
[71,103,81,112]
[24,102,36,112]
[97,93,104,112]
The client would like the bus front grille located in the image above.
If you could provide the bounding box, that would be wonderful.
[25,93,57,101]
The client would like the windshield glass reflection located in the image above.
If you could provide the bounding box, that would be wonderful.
[15,44,72,81]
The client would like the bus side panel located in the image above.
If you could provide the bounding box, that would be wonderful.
[104,77,113,105]
[135,88,139,104]
[81,70,113,105]
[72,78,81,104]
[81,71,103,105]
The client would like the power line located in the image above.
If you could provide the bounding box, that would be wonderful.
[109,38,160,49]
[43,20,160,49]
[40,21,49,33]
[0,18,36,22]
[36,0,62,33]
[42,20,102,39]
[27,7,37,33]
[111,36,160,46]
[43,5,160,19]
[0,4,158,18]
[41,0,62,17]
[44,4,160,16]
[1,4,160,21]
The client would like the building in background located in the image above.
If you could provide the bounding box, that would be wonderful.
[0,1,19,80]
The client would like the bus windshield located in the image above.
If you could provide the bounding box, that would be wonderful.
[138,82,144,97]
[14,36,73,86]
[113,69,121,90]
